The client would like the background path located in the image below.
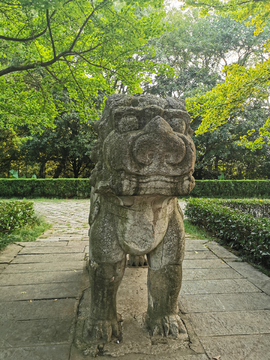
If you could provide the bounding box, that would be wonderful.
[0,200,269,360]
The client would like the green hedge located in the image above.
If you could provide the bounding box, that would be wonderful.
[0,200,35,233]
[0,179,91,198]
[185,198,270,268]
[211,199,270,218]
[0,179,270,199]
[191,180,270,198]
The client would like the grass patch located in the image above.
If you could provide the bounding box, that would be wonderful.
[184,219,211,240]
[0,217,51,251]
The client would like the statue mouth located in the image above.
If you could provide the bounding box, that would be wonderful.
[122,173,190,183]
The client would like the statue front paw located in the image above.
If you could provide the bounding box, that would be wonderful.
[146,314,186,338]
[84,317,121,342]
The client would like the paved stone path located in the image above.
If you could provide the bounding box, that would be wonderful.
[0,200,269,360]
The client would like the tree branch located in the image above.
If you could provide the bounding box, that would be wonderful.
[0,27,48,42]
[46,9,56,59]
[64,58,86,99]
[0,10,56,42]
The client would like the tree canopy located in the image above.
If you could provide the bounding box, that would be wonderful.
[144,9,270,179]
[182,0,270,148]
[0,0,165,131]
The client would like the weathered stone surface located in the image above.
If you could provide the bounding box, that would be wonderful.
[85,94,196,344]
[2,261,85,273]
[0,264,6,273]
[187,310,270,336]
[19,246,84,254]
[184,251,217,260]
[17,241,68,246]
[0,282,81,301]
[199,334,270,360]
[181,279,260,295]
[183,259,230,269]
[0,318,73,347]
[0,270,83,285]
[0,299,76,321]
[206,241,238,259]
[70,345,209,360]
[0,243,22,264]
[227,261,270,295]
[12,253,85,264]
[184,240,207,251]
[182,268,243,281]
[179,293,270,313]
[0,345,70,360]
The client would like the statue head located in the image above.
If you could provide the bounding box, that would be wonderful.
[89,94,195,196]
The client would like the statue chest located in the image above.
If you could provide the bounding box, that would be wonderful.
[107,196,174,255]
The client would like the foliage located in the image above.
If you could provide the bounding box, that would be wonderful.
[181,0,270,148]
[191,102,270,179]
[212,198,270,218]
[143,10,270,178]
[0,0,166,131]
[0,215,50,251]
[185,197,270,267]
[21,97,96,178]
[183,219,209,240]
[145,11,269,98]
[0,179,91,198]
[0,200,35,233]
[190,180,270,198]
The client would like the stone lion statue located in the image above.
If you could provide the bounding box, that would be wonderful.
[87,94,195,343]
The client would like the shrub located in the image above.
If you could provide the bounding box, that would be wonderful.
[0,200,35,233]
[0,179,91,198]
[191,180,270,198]
[213,199,270,218]
[185,198,270,268]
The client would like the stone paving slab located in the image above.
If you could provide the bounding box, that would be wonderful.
[0,243,22,264]
[38,237,84,242]
[0,282,81,301]
[0,270,83,285]
[0,298,76,321]
[187,310,270,336]
[184,250,218,260]
[12,253,85,264]
[0,318,73,347]
[181,278,260,295]
[184,240,207,251]
[19,246,85,254]
[182,268,243,280]
[228,261,270,295]
[0,344,71,360]
[0,264,6,274]
[17,241,69,246]
[2,261,85,273]
[183,259,230,269]
[206,241,238,259]
[70,345,209,360]
[199,334,270,360]
[179,293,270,313]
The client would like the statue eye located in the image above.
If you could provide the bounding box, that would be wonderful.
[118,116,139,133]
[167,118,186,134]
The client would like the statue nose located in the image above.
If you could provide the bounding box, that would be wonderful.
[133,116,186,166]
